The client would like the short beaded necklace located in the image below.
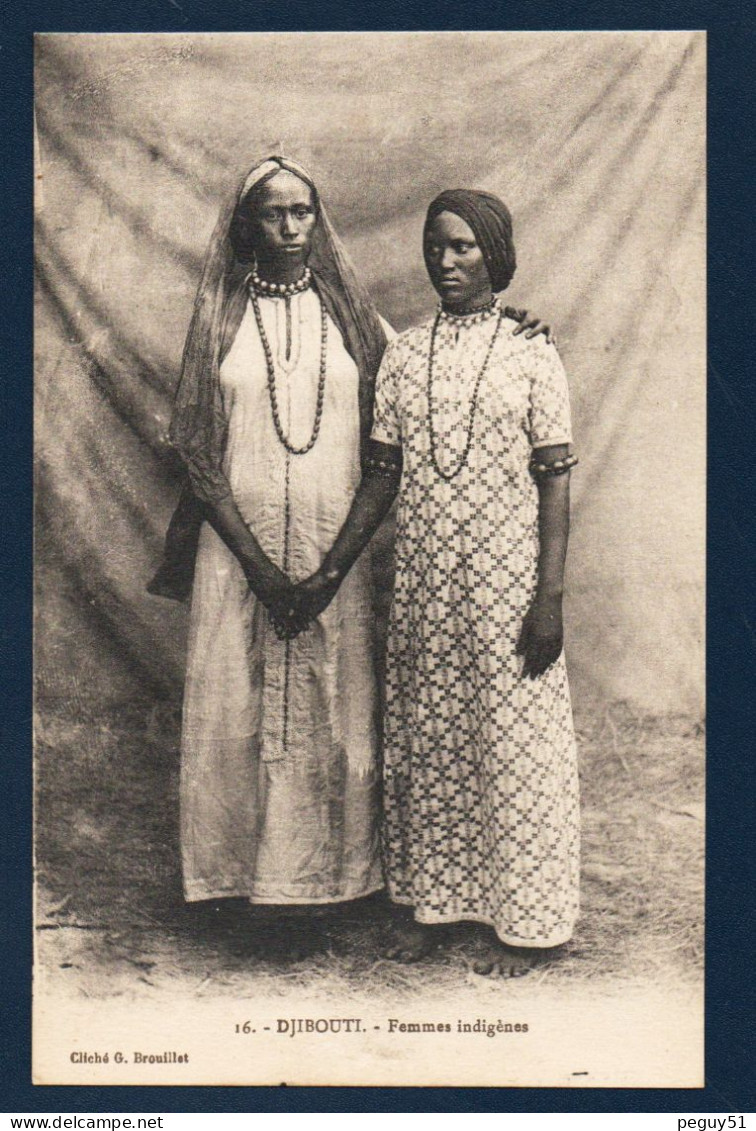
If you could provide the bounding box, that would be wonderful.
[437,293,500,326]
[248,274,327,456]
[427,298,503,481]
[249,266,312,298]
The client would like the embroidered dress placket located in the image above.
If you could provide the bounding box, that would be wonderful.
[180,287,381,904]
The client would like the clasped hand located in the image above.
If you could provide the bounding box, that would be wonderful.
[265,569,341,641]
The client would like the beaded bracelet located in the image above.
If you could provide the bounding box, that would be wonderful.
[529,453,579,478]
[362,453,403,480]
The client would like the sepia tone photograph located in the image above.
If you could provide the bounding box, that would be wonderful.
[33,30,705,1087]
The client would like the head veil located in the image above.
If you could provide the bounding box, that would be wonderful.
[170,156,386,503]
[149,156,387,600]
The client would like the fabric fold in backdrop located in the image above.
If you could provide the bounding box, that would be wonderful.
[34,32,705,714]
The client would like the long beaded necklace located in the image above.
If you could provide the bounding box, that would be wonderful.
[248,283,328,456]
[427,301,504,481]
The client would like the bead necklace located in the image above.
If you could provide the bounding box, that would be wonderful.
[438,294,500,326]
[249,286,327,456]
[248,266,312,298]
[427,305,504,481]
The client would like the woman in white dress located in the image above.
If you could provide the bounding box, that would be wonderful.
[149,158,390,950]
[294,188,579,975]
[150,162,552,955]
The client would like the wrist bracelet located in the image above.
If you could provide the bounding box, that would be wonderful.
[529,453,579,478]
[362,453,402,480]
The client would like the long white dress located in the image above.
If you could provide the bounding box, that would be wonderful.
[181,287,383,904]
[371,308,580,947]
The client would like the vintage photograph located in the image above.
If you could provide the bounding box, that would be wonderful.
[33,30,705,1087]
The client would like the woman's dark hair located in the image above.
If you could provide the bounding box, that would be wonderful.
[228,167,319,262]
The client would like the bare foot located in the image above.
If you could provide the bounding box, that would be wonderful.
[472,942,549,978]
[277,915,329,962]
[242,912,329,962]
[384,919,437,963]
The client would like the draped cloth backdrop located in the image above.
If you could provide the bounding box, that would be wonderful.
[34,32,705,717]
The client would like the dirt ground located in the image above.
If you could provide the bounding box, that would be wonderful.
[34,694,703,1006]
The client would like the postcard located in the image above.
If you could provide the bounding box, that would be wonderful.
[33,30,705,1087]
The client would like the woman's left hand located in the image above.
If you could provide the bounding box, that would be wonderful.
[269,569,342,639]
[295,569,342,623]
[516,594,564,679]
[505,307,555,344]
[267,591,311,641]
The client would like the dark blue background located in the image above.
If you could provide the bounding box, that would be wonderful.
[5,0,755,1114]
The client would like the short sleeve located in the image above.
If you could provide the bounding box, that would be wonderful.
[528,341,573,449]
[370,340,402,448]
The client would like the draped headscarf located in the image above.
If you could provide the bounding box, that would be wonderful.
[424,188,517,292]
[149,156,388,601]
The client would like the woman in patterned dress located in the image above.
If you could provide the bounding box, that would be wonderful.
[294,188,579,974]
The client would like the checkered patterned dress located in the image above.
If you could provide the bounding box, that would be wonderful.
[371,310,580,947]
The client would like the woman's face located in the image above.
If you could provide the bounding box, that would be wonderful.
[424,210,492,312]
[250,170,318,274]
